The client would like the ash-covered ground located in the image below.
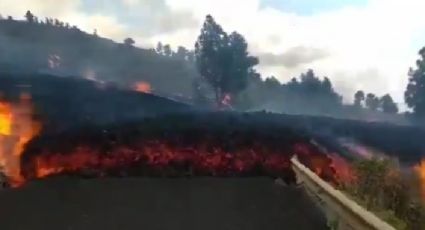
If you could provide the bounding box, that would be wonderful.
[0,177,327,230]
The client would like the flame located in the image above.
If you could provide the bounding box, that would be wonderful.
[0,94,41,186]
[0,102,12,135]
[133,81,152,93]
[414,159,425,200]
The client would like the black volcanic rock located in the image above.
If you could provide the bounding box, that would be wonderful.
[0,72,192,132]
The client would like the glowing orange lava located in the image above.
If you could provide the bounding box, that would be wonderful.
[0,102,12,135]
[0,94,41,186]
[414,159,425,200]
[133,81,152,93]
[18,139,338,186]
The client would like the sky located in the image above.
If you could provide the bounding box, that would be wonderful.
[1,0,425,109]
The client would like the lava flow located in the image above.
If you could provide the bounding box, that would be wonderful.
[20,128,340,185]
[0,94,41,186]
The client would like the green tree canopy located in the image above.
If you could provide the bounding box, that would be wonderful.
[25,10,34,23]
[123,37,135,47]
[354,90,365,108]
[405,47,425,119]
[366,93,380,111]
[195,15,258,106]
[380,94,398,114]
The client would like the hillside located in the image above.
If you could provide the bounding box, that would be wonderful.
[0,19,198,98]
[0,18,414,124]
[0,72,192,132]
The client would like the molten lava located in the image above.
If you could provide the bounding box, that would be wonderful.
[0,94,41,186]
[20,134,338,186]
[25,144,288,179]
[133,81,152,93]
[414,159,425,200]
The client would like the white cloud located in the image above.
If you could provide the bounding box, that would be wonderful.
[1,0,425,108]
[259,46,329,68]
[69,14,128,39]
[0,0,80,18]
[0,0,128,39]
[159,0,425,108]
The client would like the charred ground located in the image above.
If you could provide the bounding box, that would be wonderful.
[0,72,191,132]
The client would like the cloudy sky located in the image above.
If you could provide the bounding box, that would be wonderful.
[1,0,425,108]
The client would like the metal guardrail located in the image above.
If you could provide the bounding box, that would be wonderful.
[291,156,395,230]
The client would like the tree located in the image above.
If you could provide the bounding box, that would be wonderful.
[195,15,258,106]
[366,93,380,111]
[354,90,365,108]
[176,46,189,60]
[195,15,227,104]
[156,42,163,54]
[163,44,172,56]
[380,94,398,114]
[124,37,135,47]
[264,76,281,89]
[282,69,342,114]
[25,10,34,23]
[405,47,425,119]
[222,32,258,97]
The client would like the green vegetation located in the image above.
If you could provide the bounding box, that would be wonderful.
[342,158,425,230]
[406,47,425,121]
[195,15,258,105]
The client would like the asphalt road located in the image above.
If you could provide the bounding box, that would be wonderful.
[0,177,327,230]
